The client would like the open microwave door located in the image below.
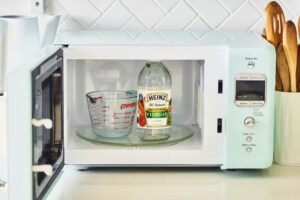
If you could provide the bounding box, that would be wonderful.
[31,48,64,200]
[7,47,64,200]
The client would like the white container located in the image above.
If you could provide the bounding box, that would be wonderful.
[0,92,7,182]
[274,91,300,166]
[0,15,59,92]
[0,16,40,76]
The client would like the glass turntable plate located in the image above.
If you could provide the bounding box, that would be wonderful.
[76,124,194,146]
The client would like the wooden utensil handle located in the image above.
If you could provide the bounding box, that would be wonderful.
[297,46,300,92]
[283,21,298,92]
[276,68,283,91]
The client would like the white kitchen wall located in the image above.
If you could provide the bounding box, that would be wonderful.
[1,0,300,32]
[0,0,30,15]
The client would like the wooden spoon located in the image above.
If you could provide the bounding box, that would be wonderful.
[283,21,298,92]
[265,1,285,91]
[277,43,290,92]
[265,1,285,48]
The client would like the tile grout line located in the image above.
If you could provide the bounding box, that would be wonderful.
[55,0,85,29]
[57,16,73,31]
[181,1,199,31]
[151,0,183,30]
[278,0,296,19]
[216,0,233,14]
[88,0,124,30]
[88,0,104,14]
[152,0,168,14]
[119,0,152,30]
[212,0,232,30]
[247,0,263,31]
[215,0,249,31]
[86,0,106,29]
[248,0,263,16]
[184,0,214,30]
[120,16,138,31]
[183,16,201,31]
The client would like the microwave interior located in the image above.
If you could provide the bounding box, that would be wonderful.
[63,58,224,165]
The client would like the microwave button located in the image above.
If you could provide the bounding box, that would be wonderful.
[236,101,250,106]
[250,101,265,106]
[245,147,252,153]
[246,136,252,142]
[247,61,255,68]
[244,117,256,128]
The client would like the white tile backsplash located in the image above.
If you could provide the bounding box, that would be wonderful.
[90,1,132,29]
[154,0,181,12]
[219,0,245,12]
[220,2,261,30]
[185,17,211,30]
[57,0,102,28]
[91,0,115,12]
[186,0,230,29]
[155,1,196,30]
[122,17,147,30]
[8,0,297,32]
[121,0,165,29]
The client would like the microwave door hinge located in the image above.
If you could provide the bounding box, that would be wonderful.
[32,165,53,176]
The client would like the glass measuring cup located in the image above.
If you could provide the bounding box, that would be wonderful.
[86,90,137,138]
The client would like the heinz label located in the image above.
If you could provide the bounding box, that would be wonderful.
[137,89,172,129]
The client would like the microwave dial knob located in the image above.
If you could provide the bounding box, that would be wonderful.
[244,117,256,128]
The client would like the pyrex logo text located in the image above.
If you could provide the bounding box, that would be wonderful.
[120,102,136,110]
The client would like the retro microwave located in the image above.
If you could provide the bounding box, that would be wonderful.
[3,30,275,200]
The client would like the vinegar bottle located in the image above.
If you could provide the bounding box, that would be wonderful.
[137,61,172,141]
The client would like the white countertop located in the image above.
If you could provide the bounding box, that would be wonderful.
[46,164,300,200]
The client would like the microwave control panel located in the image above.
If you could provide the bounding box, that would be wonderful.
[222,47,275,170]
[234,73,267,155]
[234,73,266,107]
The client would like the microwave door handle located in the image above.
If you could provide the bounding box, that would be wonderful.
[32,119,53,129]
[32,164,53,176]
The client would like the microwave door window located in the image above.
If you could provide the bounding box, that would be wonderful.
[33,69,63,183]
[37,73,62,185]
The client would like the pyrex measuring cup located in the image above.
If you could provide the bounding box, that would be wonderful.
[86,90,137,138]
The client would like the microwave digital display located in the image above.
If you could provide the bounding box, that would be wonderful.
[235,80,265,101]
